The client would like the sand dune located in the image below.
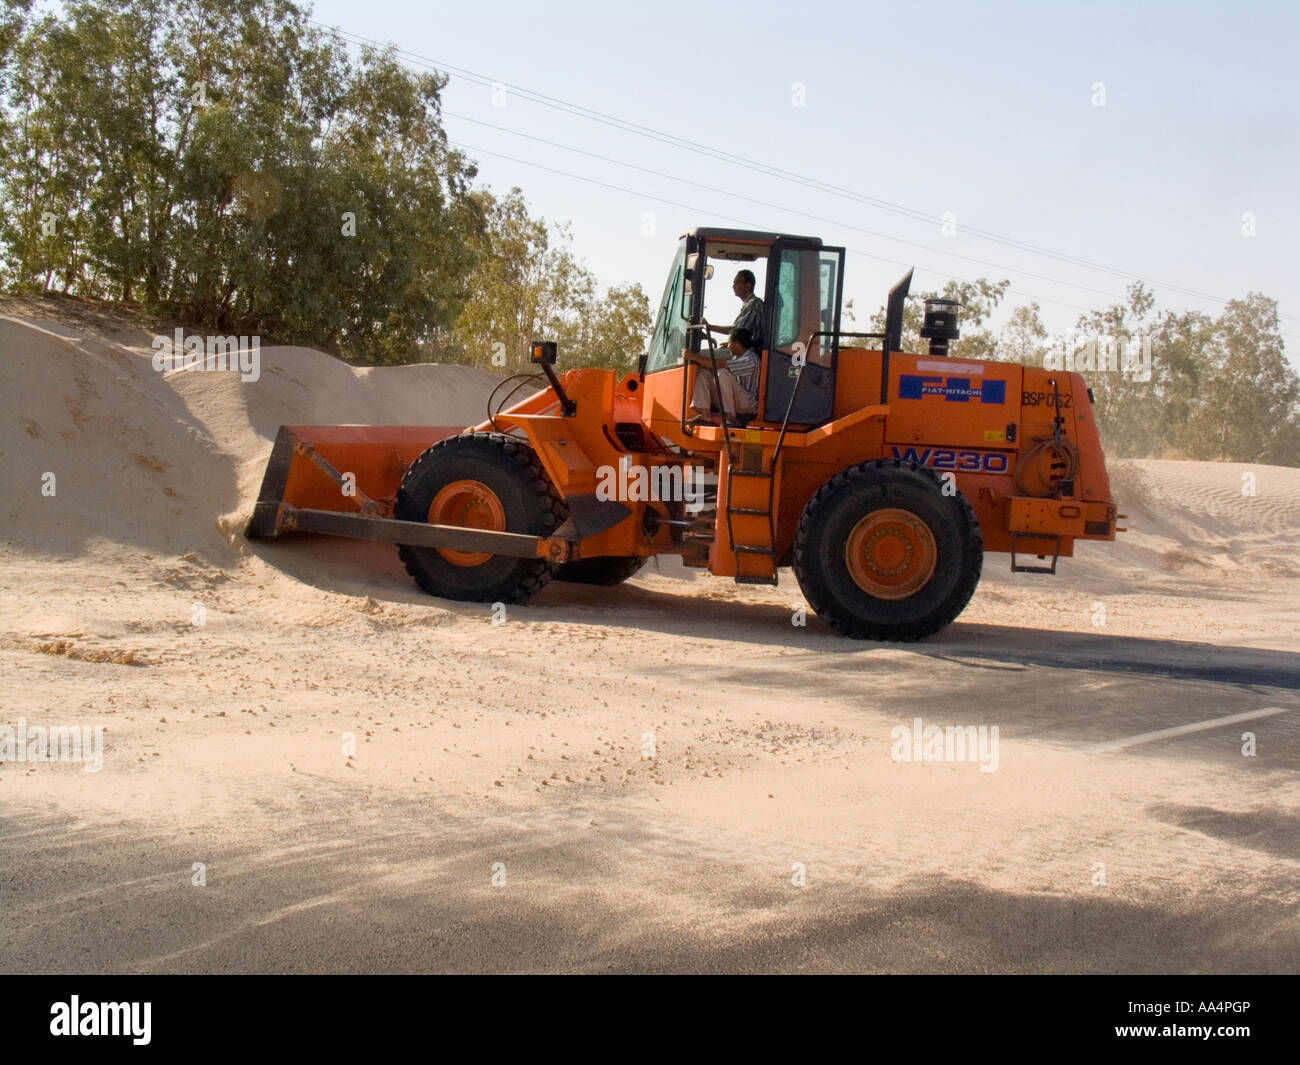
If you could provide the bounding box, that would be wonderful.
[1078,459,1300,576]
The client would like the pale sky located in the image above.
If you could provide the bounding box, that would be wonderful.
[311,0,1299,362]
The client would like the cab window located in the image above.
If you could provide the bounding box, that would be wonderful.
[645,241,688,373]
[772,253,800,348]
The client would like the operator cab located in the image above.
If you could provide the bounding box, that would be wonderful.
[642,228,847,427]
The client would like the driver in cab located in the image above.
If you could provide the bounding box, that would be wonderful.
[710,269,764,351]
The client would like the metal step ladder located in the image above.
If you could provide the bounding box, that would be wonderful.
[724,458,779,586]
[688,336,818,588]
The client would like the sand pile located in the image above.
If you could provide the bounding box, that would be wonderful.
[1,314,506,564]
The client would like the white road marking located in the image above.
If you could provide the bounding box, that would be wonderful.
[1083,706,1296,754]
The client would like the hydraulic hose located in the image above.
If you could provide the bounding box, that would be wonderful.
[1014,436,1080,497]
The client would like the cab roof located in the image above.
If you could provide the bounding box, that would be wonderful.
[681,227,822,246]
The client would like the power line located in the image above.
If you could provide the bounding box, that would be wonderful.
[313,18,1297,328]
[450,139,1108,319]
[455,137,1300,342]
[445,110,1165,308]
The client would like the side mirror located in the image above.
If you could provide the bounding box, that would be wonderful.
[530,340,557,365]
[682,254,713,317]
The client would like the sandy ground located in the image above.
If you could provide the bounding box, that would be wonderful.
[2,308,1298,973]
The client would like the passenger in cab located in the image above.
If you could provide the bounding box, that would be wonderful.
[686,327,760,425]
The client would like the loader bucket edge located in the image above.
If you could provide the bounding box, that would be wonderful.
[246,424,465,538]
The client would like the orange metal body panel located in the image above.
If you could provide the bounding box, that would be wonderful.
[882,353,1023,449]
[1010,496,1087,537]
[485,369,675,559]
[275,425,462,515]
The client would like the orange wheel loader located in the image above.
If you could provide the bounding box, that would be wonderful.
[247,228,1122,640]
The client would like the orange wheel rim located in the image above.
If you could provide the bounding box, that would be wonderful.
[844,508,937,600]
[427,479,506,567]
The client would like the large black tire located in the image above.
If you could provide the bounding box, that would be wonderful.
[554,555,649,586]
[394,432,565,604]
[793,459,982,641]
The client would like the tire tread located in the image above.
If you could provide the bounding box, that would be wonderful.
[793,458,983,641]
[396,432,566,604]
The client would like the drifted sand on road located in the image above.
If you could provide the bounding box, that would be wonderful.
[2,310,1298,973]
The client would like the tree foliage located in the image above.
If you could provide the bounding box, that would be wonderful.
[435,188,650,373]
[1178,293,1299,464]
[0,0,649,368]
